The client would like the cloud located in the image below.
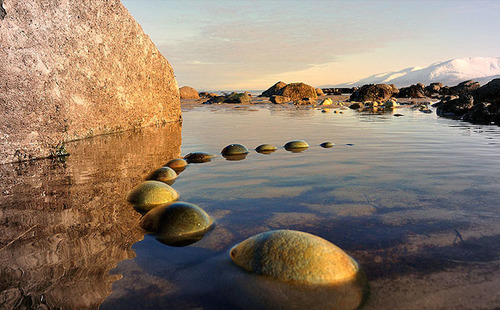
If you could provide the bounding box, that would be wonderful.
[158,4,418,89]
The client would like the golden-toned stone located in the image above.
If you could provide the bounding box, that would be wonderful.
[146,167,177,185]
[126,181,179,213]
[139,202,213,246]
[230,230,366,285]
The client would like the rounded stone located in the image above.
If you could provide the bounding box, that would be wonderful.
[255,144,278,154]
[146,166,177,185]
[221,144,249,156]
[184,152,216,163]
[284,140,309,151]
[126,181,179,213]
[229,230,367,287]
[165,158,188,172]
[320,142,335,148]
[140,202,214,246]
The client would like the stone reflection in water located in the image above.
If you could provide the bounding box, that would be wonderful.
[222,153,248,161]
[0,123,181,309]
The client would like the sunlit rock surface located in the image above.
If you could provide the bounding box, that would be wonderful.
[0,0,181,164]
[0,123,181,309]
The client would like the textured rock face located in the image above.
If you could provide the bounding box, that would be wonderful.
[259,81,287,97]
[397,84,426,98]
[350,84,395,102]
[0,0,181,164]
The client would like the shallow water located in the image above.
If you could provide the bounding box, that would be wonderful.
[1,105,499,309]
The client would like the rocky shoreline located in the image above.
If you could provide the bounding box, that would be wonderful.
[180,78,500,126]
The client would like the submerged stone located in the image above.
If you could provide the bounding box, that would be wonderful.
[228,231,369,310]
[229,230,368,294]
[320,142,335,148]
[146,166,177,185]
[221,144,249,156]
[255,144,278,154]
[126,181,179,213]
[165,158,188,173]
[284,140,309,152]
[184,152,216,164]
[140,202,214,246]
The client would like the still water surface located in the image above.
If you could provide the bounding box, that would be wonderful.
[1,105,499,309]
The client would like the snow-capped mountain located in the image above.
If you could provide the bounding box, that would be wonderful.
[331,57,500,88]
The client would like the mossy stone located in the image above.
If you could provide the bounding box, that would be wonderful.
[221,144,249,156]
[147,166,177,185]
[126,181,179,213]
[165,158,188,173]
[230,230,367,286]
[184,152,216,163]
[284,140,309,151]
[140,202,214,246]
[320,142,335,148]
[255,144,278,154]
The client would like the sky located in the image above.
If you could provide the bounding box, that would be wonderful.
[121,0,500,91]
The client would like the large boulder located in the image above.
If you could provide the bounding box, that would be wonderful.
[0,0,181,164]
[349,84,395,102]
[260,81,287,97]
[473,78,500,105]
[450,80,481,95]
[179,86,200,99]
[435,94,474,117]
[462,102,498,125]
[397,84,426,98]
[280,82,318,101]
[260,81,317,102]
[425,82,443,97]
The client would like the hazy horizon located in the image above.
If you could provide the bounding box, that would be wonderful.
[122,0,500,91]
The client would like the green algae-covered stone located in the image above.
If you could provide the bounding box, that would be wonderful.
[320,142,335,148]
[126,181,179,213]
[221,144,249,156]
[230,230,367,286]
[139,202,214,246]
[147,166,177,185]
[184,152,216,164]
[165,158,188,173]
[284,140,309,152]
[255,144,278,154]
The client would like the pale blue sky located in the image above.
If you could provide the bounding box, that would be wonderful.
[122,0,500,90]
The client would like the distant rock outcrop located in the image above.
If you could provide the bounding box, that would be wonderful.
[397,84,426,98]
[260,81,317,102]
[280,83,318,101]
[450,80,481,96]
[0,0,181,164]
[315,88,325,96]
[473,78,500,105]
[260,81,287,97]
[435,94,474,117]
[349,84,396,102]
[179,86,200,99]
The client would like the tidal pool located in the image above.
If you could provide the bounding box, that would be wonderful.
[0,105,499,309]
